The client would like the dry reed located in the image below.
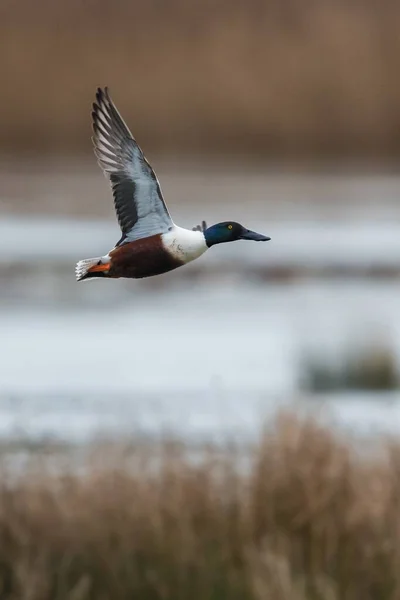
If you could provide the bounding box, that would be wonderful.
[2,0,400,159]
[0,412,400,599]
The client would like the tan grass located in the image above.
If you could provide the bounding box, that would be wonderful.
[0,412,400,599]
[1,0,400,159]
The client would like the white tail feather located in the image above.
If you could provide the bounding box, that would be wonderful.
[75,257,102,281]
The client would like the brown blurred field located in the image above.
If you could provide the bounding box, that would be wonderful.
[1,413,400,600]
[2,0,400,160]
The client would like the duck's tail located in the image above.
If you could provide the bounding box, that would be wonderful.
[75,256,111,282]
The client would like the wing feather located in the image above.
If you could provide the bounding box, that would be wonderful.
[192,220,207,232]
[92,87,172,244]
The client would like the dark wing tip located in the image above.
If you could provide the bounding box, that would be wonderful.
[94,87,112,109]
[91,92,111,137]
[95,86,111,101]
[92,100,103,133]
[192,221,208,232]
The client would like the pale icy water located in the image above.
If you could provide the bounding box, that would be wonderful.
[2,168,400,443]
[2,277,400,443]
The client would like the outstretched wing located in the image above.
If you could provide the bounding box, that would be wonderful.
[192,220,207,232]
[92,87,173,245]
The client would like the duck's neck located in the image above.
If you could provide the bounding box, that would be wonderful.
[203,225,229,247]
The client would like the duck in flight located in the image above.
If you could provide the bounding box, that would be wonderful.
[76,88,271,282]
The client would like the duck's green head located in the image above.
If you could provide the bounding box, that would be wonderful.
[204,222,271,248]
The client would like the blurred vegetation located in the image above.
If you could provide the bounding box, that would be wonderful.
[1,0,400,159]
[301,344,399,392]
[1,413,400,599]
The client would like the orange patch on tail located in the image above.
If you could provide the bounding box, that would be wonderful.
[88,263,110,273]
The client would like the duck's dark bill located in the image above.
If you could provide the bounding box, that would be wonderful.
[240,229,271,242]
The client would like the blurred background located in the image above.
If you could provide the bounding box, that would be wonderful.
[2,0,400,445]
[3,3,400,598]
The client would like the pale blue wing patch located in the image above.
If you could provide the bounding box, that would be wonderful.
[92,88,173,245]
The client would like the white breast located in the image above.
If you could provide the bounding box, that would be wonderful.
[162,226,208,264]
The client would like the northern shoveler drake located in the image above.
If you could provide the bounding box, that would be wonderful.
[75,87,271,282]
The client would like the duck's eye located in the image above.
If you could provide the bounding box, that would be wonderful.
[228,224,233,230]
